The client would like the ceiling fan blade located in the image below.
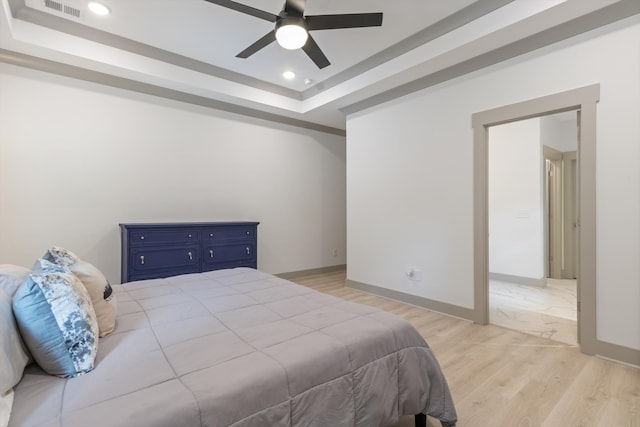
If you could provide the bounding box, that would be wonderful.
[204,0,278,22]
[236,30,276,58]
[284,0,306,17]
[301,34,330,69]
[306,13,383,30]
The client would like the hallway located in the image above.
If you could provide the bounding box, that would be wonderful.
[490,279,577,345]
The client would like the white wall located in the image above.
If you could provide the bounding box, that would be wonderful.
[541,115,578,152]
[347,16,640,350]
[0,63,347,284]
[488,118,544,280]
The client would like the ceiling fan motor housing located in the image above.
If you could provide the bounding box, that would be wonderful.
[276,14,307,30]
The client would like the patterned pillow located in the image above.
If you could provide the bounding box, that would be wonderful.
[43,247,117,337]
[42,246,79,267]
[12,259,98,378]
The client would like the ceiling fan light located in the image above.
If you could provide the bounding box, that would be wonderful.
[275,24,308,50]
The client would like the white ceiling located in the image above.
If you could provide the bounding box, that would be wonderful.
[1,0,639,133]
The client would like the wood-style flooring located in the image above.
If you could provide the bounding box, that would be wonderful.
[289,269,640,427]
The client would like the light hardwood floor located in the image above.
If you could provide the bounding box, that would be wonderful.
[289,269,640,427]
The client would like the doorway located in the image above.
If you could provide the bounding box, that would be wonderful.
[471,84,600,355]
[487,112,578,345]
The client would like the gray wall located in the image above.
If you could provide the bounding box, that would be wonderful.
[0,63,347,283]
[346,16,640,351]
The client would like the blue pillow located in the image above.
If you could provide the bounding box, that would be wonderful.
[12,259,98,378]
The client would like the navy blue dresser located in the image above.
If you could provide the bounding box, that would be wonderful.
[120,222,259,283]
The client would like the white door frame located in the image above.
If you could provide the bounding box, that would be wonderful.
[471,84,599,355]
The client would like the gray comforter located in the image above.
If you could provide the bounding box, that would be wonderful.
[10,268,457,427]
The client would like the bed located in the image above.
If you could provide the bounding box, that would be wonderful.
[5,266,457,427]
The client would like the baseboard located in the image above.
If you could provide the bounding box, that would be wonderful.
[489,272,546,287]
[345,279,475,321]
[594,339,640,368]
[276,264,346,280]
[285,270,639,367]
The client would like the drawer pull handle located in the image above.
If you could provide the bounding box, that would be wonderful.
[188,251,193,260]
[246,231,250,235]
[140,236,145,240]
[209,249,214,258]
[246,247,251,255]
[140,255,145,265]
[210,233,214,237]
[188,234,192,238]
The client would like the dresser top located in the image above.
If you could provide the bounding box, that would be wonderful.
[120,221,260,229]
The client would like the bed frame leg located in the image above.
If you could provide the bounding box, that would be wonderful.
[415,413,426,427]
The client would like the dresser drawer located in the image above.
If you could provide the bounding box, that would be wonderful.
[130,246,200,274]
[129,229,200,246]
[203,243,256,266]
[203,227,255,241]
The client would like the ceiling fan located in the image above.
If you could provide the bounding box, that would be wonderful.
[204,0,383,69]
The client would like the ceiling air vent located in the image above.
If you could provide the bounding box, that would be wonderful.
[44,0,62,12]
[43,0,81,18]
[64,5,80,18]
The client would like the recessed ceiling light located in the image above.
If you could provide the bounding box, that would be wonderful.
[304,78,314,85]
[282,71,296,80]
[88,2,110,16]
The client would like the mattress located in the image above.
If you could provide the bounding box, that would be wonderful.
[9,268,457,427]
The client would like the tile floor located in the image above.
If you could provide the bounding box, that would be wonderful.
[489,278,578,345]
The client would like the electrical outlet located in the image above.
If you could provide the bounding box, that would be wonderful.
[332,248,338,257]
[406,268,422,282]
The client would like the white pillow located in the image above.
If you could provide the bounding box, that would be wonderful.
[69,261,117,337]
[0,265,30,296]
[0,288,29,395]
[0,389,14,427]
